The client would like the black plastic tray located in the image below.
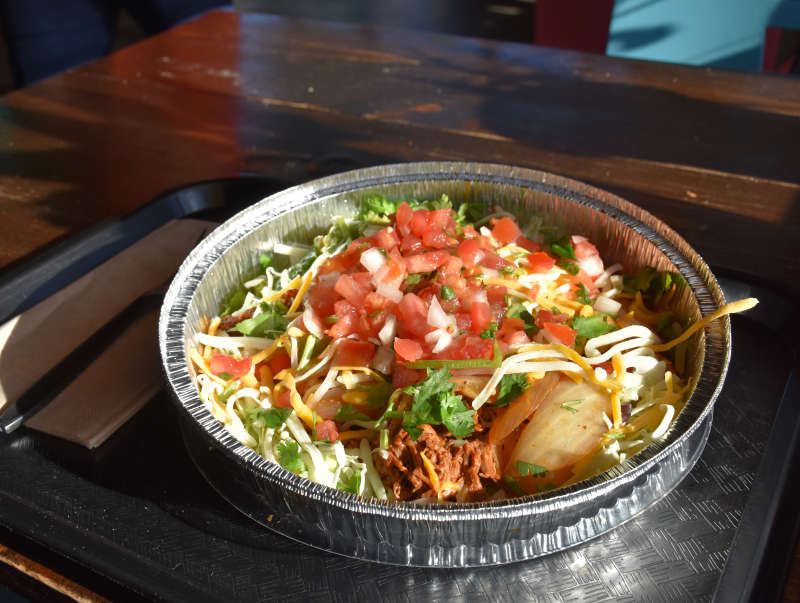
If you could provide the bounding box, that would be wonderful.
[0,179,797,602]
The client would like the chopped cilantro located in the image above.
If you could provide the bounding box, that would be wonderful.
[551,240,575,260]
[506,302,538,336]
[358,195,400,223]
[455,202,483,225]
[623,267,687,303]
[401,368,475,439]
[576,283,594,306]
[276,440,306,474]
[480,322,498,339]
[337,469,363,494]
[571,315,617,339]
[259,253,272,270]
[325,315,340,324]
[558,258,580,275]
[218,286,248,317]
[257,407,293,428]
[440,285,456,300]
[230,307,288,338]
[405,273,424,286]
[496,373,529,407]
[218,372,233,381]
[515,461,548,477]
[334,404,371,423]
[560,399,582,414]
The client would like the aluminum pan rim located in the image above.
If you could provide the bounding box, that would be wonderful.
[159,161,730,523]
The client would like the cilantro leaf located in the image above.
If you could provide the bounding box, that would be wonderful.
[218,286,248,317]
[259,253,272,270]
[571,315,617,339]
[218,372,233,381]
[455,202,483,225]
[623,267,687,302]
[551,240,575,260]
[558,258,580,275]
[334,404,371,422]
[401,368,475,439]
[230,307,288,337]
[404,273,424,286]
[506,302,538,336]
[358,195,400,224]
[576,283,594,306]
[480,322,498,339]
[503,475,526,497]
[364,381,393,407]
[277,440,306,474]
[257,407,293,428]
[496,373,529,407]
[440,285,456,300]
[337,469,363,494]
[515,461,548,477]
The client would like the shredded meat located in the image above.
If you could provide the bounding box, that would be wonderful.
[377,425,502,501]
[219,307,255,332]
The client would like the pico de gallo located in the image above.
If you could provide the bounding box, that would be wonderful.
[190,195,756,502]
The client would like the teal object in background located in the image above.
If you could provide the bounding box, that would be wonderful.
[607,0,782,71]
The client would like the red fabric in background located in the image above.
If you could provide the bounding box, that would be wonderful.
[534,0,615,54]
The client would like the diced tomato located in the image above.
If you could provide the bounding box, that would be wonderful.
[435,334,494,360]
[440,255,463,277]
[327,301,360,338]
[307,277,338,318]
[274,389,293,408]
[525,252,556,273]
[268,351,291,375]
[392,364,423,388]
[487,285,507,305]
[400,235,423,255]
[502,330,530,347]
[500,317,525,331]
[394,338,423,362]
[334,274,370,308]
[470,300,492,334]
[374,227,400,250]
[409,210,430,237]
[542,322,577,347]
[397,293,429,337]
[364,292,388,312]
[380,260,406,288]
[455,312,472,331]
[478,251,512,271]
[404,251,450,273]
[517,237,541,253]
[427,208,452,230]
[422,229,449,249]
[571,235,599,260]
[457,238,484,268]
[315,419,339,442]
[461,225,479,238]
[396,202,413,236]
[536,309,569,327]
[210,354,252,378]
[332,340,375,367]
[491,217,521,245]
[569,269,599,298]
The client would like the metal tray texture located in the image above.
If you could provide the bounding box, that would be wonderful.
[159,162,731,566]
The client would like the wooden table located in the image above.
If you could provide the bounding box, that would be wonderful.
[1,8,798,601]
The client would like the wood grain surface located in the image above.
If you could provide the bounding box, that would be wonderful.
[0,10,798,294]
[0,9,798,600]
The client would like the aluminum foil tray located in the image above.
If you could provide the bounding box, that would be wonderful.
[159,162,730,566]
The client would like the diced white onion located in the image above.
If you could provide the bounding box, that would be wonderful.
[425,328,453,353]
[303,306,324,339]
[593,295,622,315]
[196,333,274,351]
[376,282,403,303]
[378,314,397,346]
[578,254,604,277]
[594,263,623,288]
[360,247,387,273]
[427,296,449,329]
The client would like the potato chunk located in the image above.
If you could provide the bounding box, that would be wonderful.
[509,380,610,475]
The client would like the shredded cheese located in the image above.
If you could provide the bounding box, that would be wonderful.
[419,451,440,493]
[288,268,315,314]
[652,297,758,352]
